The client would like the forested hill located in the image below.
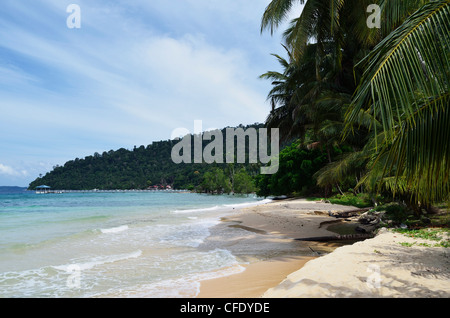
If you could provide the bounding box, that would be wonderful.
[28,123,264,191]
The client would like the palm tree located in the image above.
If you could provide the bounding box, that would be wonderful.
[260,43,325,144]
[261,41,364,196]
[260,0,369,176]
[261,0,377,66]
[260,0,371,139]
[345,0,450,206]
[261,0,449,207]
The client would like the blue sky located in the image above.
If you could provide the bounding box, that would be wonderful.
[0,0,304,187]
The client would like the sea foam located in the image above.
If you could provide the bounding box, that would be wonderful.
[172,205,220,214]
[52,250,142,272]
[223,198,272,209]
[100,225,129,234]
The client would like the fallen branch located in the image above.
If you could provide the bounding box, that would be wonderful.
[329,207,372,218]
[295,233,375,242]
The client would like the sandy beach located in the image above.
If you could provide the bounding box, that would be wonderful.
[197,198,450,298]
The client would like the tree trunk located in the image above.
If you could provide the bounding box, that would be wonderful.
[335,183,344,195]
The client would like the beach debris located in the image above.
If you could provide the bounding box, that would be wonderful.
[308,246,326,256]
[272,195,290,200]
[295,233,375,242]
[358,211,385,225]
[314,199,331,203]
[328,207,372,218]
[356,224,377,234]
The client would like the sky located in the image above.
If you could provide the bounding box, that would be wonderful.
[0,0,304,187]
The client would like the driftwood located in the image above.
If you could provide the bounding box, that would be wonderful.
[295,233,375,242]
[329,207,372,218]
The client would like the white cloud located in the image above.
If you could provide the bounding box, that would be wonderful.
[0,163,27,177]
[0,0,294,185]
[0,4,269,145]
[133,34,268,123]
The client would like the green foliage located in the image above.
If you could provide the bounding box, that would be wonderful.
[255,140,328,197]
[383,203,450,228]
[201,168,231,194]
[261,0,450,211]
[394,228,450,248]
[233,168,257,194]
[328,193,373,208]
[383,204,409,224]
[345,0,450,206]
[198,167,257,195]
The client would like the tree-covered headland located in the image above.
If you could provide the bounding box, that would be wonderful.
[29,124,266,194]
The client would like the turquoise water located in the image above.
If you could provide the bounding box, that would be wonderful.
[0,189,269,297]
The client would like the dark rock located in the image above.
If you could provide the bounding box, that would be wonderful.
[356,224,377,234]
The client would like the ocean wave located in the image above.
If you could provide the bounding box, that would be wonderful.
[100,225,129,234]
[104,254,246,298]
[0,250,143,297]
[135,264,246,298]
[157,219,219,248]
[171,205,221,214]
[172,199,271,214]
[222,198,272,209]
[52,250,142,272]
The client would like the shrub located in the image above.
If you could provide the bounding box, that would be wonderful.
[328,192,373,208]
[384,203,409,224]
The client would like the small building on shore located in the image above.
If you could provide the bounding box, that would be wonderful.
[35,185,52,194]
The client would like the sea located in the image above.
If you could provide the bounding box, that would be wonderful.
[0,187,271,298]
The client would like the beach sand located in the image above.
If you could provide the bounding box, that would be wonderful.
[263,228,450,298]
[197,198,360,298]
[197,198,450,298]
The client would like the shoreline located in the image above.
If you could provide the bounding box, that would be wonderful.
[263,227,450,298]
[196,198,360,298]
[196,198,450,298]
[197,254,315,298]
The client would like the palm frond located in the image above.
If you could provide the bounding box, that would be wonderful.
[346,0,449,140]
[261,0,306,35]
[314,150,367,187]
[379,0,429,35]
[345,0,450,203]
[385,93,450,203]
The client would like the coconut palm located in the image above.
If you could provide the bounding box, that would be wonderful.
[261,1,368,160]
[259,45,303,141]
[261,0,450,207]
[260,0,370,139]
[345,0,450,205]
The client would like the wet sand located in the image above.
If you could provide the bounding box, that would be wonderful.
[197,198,358,298]
[197,198,449,298]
